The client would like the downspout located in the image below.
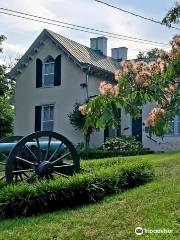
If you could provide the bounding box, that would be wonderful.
[85,66,91,100]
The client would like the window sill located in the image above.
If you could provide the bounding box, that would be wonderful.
[39,85,58,89]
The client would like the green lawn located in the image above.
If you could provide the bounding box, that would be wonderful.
[0,152,179,240]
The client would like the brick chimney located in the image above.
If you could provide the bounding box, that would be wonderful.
[90,36,107,56]
[111,47,128,61]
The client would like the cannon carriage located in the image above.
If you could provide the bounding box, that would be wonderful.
[0,131,80,184]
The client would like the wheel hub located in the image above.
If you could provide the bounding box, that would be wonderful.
[37,161,53,175]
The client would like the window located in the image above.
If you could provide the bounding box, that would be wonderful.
[43,56,55,87]
[177,115,180,134]
[36,55,61,88]
[104,108,121,140]
[41,105,54,131]
[165,115,180,136]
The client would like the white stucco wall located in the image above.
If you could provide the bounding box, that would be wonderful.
[87,74,104,147]
[14,39,105,147]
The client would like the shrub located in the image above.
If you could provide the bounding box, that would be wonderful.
[78,149,148,160]
[101,136,144,152]
[0,161,154,218]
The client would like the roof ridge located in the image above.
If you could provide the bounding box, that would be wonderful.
[9,29,120,79]
[45,28,118,61]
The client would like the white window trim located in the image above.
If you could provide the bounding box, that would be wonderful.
[165,115,180,136]
[42,61,55,88]
[41,104,55,131]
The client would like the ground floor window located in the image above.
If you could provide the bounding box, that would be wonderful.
[165,115,180,136]
[41,105,54,131]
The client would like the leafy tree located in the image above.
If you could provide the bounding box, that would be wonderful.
[0,97,13,138]
[79,35,180,138]
[162,1,180,27]
[68,103,93,149]
[0,35,14,137]
[137,48,160,59]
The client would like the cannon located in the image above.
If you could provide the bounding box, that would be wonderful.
[0,131,80,184]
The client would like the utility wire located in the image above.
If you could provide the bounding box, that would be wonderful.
[0,7,170,47]
[95,0,180,31]
[0,8,170,48]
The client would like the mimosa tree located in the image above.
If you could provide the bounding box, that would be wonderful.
[79,35,180,138]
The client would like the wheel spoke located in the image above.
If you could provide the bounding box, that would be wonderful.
[12,169,35,173]
[35,137,41,162]
[24,145,39,162]
[21,172,30,178]
[53,171,69,178]
[2,154,8,160]
[54,164,73,168]
[0,175,5,181]
[16,156,38,166]
[22,172,36,182]
[51,152,71,165]
[18,173,23,181]
[15,173,18,182]
[0,162,5,165]
[44,136,51,161]
[48,142,63,162]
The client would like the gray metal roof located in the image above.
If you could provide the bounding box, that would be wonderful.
[9,29,120,79]
[46,29,120,73]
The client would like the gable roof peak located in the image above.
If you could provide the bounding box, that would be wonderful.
[9,29,120,79]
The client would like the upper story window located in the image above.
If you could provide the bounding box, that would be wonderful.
[36,55,62,88]
[43,56,55,87]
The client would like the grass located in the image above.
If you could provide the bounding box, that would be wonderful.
[0,152,179,239]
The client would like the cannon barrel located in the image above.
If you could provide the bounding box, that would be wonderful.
[0,141,63,154]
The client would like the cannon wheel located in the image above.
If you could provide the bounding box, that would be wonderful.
[6,131,80,183]
[0,136,23,182]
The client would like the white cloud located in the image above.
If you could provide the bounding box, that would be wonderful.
[0,0,175,59]
[0,42,27,65]
[0,0,64,33]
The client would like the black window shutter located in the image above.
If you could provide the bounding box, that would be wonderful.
[35,106,42,132]
[36,58,42,88]
[54,55,61,86]
[117,108,121,136]
[104,128,109,142]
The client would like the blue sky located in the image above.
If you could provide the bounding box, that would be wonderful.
[0,0,178,62]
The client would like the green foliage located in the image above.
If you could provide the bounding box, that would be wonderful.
[78,149,149,160]
[0,153,179,240]
[137,48,160,59]
[0,97,13,138]
[149,58,180,136]
[0,35,6,53]
[102,136,143,151]
[162,1,180,26]
[0,35,14,137]
[84,95,121,133]
[68,103,86,131]
[68,103,93,148]
[83,35,180,138]
[0,160,154,218]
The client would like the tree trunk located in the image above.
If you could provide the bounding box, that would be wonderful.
[84,133,90,150]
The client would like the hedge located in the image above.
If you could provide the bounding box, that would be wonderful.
[0,160,154,218]
[78,149,153,160]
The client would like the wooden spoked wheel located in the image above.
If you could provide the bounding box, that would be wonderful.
[0,136,23,182]
[6,131,80,183]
